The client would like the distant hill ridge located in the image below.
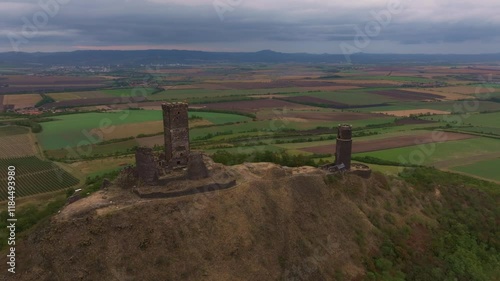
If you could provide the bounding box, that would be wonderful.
[1,50,500,66]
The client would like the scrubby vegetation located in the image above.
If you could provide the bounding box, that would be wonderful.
[35,94,56,108]
[13,120,42,133]
[352,156,420,167]
[0,197,66,250]
[212,150,318,167]
[362,168,500,280]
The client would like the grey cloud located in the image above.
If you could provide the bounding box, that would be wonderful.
[1,0,499,53]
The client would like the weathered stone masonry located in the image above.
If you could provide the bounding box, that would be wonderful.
[135,147,159,185]
[335,124,353,170]
[162,102,190,169]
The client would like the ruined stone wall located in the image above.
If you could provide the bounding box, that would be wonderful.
[350,163,372,179]
[335,124,352,170]
[162,102,190,169]
[186,152,209,180]
[135,147,159,185]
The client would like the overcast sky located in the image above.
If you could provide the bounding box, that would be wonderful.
[0,0,499,53]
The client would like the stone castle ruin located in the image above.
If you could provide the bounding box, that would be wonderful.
[134,104,370,193]
[135,102,198,185]
[323,124,372,178]
[133,102,236,198]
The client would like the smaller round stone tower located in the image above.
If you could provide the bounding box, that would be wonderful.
[335,124,353,170]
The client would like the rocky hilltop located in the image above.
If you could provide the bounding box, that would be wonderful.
[3,157,499,281]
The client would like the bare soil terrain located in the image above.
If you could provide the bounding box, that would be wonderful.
[282,95,349,107]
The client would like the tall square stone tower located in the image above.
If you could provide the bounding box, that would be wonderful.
[162,102,190,169]
[335,124,352,170]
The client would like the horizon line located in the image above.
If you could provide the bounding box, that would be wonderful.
[1,49,500,56]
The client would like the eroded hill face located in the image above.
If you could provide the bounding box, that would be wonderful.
[3,160,489,281]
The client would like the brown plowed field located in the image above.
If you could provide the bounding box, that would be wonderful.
[0,75,107,94]
[379,109,451,118]
[294,85,361,91]
[40,96,146,109]
[371,90,445,101]
[301,132,476,155]
[282,111,385,121]
[282,96,349,108]
[198,99,317,113]
[1,75,106,85]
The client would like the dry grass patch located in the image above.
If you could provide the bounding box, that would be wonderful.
[434,86,494,95]
[4,94,41,108]
[69,156,134,176]
[94,121,164,141]
[47,93,81,101]
[136,135,163,147]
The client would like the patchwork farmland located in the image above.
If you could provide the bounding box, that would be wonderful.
[1,62,500,199]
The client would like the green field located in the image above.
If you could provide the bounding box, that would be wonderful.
[38,111,163,150]
[40,109,397,159]
[190,116,393,140]
[205,144,283,154]
[47,92,83,101]
[283,87,397,105]
[423,112,500,128]
[148,88,300,101]
[451,126,500,136]
[451,158,500,182]
[102,88,158,97]
[38,110,253,150]
[470,83,500,89]
[0,156,80,200]
[358,100,500,113]
[354,137,500,167]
